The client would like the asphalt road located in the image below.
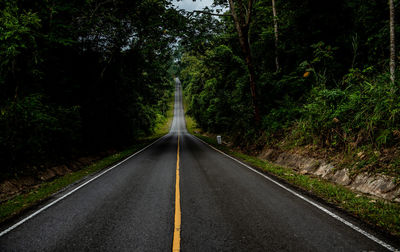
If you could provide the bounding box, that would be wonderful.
[0,78,397,251]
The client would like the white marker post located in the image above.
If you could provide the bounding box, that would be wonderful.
[217,135,222,145]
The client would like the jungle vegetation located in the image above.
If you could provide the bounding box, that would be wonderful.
[0,0,185,179]
[179,0,400,176]
[1,0,400,179]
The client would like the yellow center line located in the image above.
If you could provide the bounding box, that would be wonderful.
[172,134,181,252]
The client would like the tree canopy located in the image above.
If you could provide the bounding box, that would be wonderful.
[179,0,400,156]
[1,0,400,178]
[0,0,185,177]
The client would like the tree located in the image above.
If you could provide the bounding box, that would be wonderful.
[0,1,40,101]
[181,0,400,155]
[389,0,395,83]
[0,0,183,177]
[226,0,260,121]
[187,0,260,120]
[271,0,279,72]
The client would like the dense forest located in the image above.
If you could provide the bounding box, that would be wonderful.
[0,0,186,179]
[1,0,400,180]
[179,0,400,176]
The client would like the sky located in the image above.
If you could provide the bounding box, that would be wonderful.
[171,0,216,12]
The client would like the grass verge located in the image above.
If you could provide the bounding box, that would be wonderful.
[0,94,175,225]
[154,95,175,137]
[183,93,197,134]
[182,97,400,238]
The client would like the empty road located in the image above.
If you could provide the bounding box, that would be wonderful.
[0,79,397,251]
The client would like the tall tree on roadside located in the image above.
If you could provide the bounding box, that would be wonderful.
[389,0,395,83]
[0,2,40,101]
[189,0,260,121]
[271,0,279,72]
[226,0,260,121]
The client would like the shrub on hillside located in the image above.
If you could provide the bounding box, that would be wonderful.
[0,94,81,177]
[298,69,400,148]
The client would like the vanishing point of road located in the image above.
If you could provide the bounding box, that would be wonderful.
[0,79,398,251]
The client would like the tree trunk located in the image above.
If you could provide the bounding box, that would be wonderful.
[389,0,395,83]
[12,59,19,100]
[227,0,260,122]
[271,0,280,72]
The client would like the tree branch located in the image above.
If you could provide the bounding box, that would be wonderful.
[246,0,255,26]
[228,0,240,26]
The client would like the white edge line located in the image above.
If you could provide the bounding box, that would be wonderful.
[0,134,169,237]
[190,134,398,252]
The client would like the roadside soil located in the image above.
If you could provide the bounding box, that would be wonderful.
[0,150,117,203]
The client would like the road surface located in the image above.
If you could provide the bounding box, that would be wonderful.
[0,78,397,251]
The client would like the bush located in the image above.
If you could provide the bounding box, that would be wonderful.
[298,69,400,148]
[0,94,81,176]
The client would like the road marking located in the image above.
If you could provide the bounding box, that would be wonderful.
[172,134,181,252]
[0,134,169,237]
[191,135,398,252]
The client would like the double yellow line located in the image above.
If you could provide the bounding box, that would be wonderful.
[172,134,181,251]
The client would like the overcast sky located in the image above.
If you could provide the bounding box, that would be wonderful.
[172,0,215,11]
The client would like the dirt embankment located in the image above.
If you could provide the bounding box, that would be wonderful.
[0,150,116,203]
[258,148,400,202]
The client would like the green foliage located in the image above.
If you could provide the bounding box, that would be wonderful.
[299,42,339,87]
[2,0,399,179]
[261,95,301,133]
[181,45,253,134]
[179,0,400,174]
[0,2,40,60]
[0,95,81,176]
[0,0,181,178]
[299,69,400,148]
